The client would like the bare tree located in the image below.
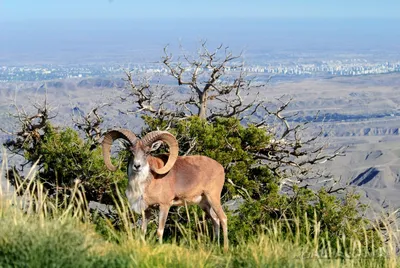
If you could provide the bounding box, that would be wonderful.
[1,95,57,163]
[163,42,262,120]
[121,42,262,123]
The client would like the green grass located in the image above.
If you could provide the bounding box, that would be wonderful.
[0,205,395,268]
[0,150,398,267]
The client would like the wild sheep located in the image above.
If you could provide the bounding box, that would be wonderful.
[102,129,228,251]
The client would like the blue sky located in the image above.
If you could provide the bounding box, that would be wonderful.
[1,0,399,20]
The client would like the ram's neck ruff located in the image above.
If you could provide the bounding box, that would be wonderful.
[126,162,151,214]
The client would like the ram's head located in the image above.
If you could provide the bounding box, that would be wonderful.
[102,129,179,174]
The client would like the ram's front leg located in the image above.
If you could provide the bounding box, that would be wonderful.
[157,205,170,244]
[141,209,152,234]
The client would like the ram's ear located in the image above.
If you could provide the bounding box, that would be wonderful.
[150,140,163,152]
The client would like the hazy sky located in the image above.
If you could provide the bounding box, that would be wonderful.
[1,0,399,20]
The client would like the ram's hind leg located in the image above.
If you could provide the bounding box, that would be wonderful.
[199,199,220,242]
[157,205,170,244]
[204,193,228,252]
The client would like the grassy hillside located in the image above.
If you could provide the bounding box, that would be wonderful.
[0,201,396,268]
[0,152,398,267]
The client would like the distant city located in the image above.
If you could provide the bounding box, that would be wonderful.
[2,58,400,82]
[2,18,400,83]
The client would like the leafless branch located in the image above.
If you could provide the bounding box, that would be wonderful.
[72,103,111,147]
[2,94,57,168]
[162,42,251,120]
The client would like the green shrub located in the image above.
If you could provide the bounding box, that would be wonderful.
[9,123,127,204]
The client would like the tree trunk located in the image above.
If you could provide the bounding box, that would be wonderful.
[198,92,207,119]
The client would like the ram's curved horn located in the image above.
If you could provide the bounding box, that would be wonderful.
[142,131,179,174]
[102,129,138,171]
